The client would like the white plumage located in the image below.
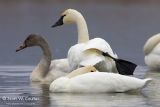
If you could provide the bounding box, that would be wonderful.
[50,66,151,93]
[68,38,117,72]
[41,59,70,83]
[52,9,117,73]
[144,33,160,69]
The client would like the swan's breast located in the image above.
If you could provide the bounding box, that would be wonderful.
[50,77,70,92]
[68,43,85,70]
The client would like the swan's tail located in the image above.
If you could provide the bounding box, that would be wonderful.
[143,78,152,87]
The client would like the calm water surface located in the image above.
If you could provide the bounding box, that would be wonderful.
[0,66,160,107]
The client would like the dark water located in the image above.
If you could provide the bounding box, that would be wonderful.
[0,1,160,107]
[0,66,160,107]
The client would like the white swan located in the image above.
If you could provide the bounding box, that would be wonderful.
[16,34,70,84]
[144,33,160,70]
[49,66,152,93]
[52,9,137,75]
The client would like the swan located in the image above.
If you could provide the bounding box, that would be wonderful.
[49,66,152,93]
[51,9,137,75]
[144,33,160,69]
[16,34,70,84]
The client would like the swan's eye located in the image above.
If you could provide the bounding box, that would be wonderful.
[61,15,66,19]
[24,36,34,46]
[26,36,32,41]
[26,38,30,41]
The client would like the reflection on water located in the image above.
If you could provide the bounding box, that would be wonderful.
[50,92,147,107]
[143,70,160,107]
[0,66,160,107]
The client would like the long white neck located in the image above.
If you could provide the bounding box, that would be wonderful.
[75,13,89,43]
[144,34,160,55]
[32,41,52,80]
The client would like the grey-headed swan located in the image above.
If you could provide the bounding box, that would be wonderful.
[16,34,70,84]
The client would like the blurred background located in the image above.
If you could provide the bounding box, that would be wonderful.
[0,0,160,65]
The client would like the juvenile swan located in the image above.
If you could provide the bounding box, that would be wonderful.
[50,66,152,93]
[144,33,160,69]
[16,34,70,84]
[51,9,137,75]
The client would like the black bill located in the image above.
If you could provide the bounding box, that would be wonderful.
[51,15,65,28]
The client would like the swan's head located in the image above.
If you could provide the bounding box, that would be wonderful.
[51,9,83,27]
[16,34,45,52]
[67,66,97,78]
[84,66,97,73]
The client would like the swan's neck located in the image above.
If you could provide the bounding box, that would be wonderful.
[76,14,89,43]
[66,67,91,78]
[32,42,52,79]
[144,34,160,55]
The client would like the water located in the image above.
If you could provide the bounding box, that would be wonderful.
[0,66,160,107]
[0,0,160,107]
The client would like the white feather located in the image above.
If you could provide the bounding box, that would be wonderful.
[144,33,160,69]
[50,72,152,93]
[61,9,117,72]
[42,59,70,83]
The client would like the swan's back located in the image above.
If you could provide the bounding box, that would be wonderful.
[68,38,117,71]
[50,72,151,93]
[68,72,149,93]
[50,59,70,73]
[43,59,70,83]
[80,38,117,72]
[84,38,117,58]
